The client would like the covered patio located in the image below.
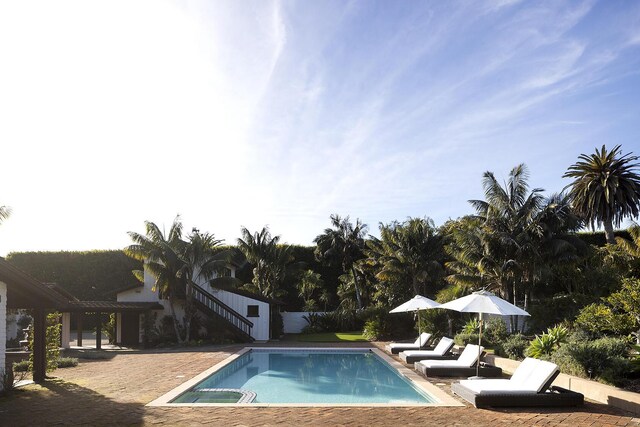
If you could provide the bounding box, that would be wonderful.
[0,258,69,383]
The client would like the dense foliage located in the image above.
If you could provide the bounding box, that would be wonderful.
[6,250,142,301]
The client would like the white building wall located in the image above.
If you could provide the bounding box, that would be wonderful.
[282,312,327,334]
[199,281,270,341]
[116,267,270,342]
[0,281,7,390]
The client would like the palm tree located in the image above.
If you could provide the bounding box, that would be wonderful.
[364,217,444,305]
[616,222,640,257]
[177,230,226,341]
[467,164,545,305]
[564,145,640,244]
[237,226,292,298]
[0,205,11,225]
[314,215,368,309]
[125,217,187,342]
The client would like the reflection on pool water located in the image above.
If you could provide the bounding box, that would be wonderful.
[172,349,436,404]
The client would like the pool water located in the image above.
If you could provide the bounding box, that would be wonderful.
[172,349,435,404]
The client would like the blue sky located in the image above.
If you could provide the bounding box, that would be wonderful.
[1,0,640,255]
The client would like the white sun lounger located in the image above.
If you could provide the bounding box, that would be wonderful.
[385,332,431,354]
[451,357,584,407]
[414,344,502,377]
[399,337,455,364]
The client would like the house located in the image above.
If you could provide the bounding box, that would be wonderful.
[116,260,280,344]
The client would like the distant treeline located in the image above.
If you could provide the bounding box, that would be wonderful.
[4,229,627,309]
[5,246,343,310]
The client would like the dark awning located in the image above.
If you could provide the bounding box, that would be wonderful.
[64,301,164,312]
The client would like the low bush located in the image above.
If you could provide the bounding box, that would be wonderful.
[454,332,481,347]
[362,318,390,341]
[57,357,79,368]
[499,333,528,360]
[549,337,631,386]
[484,317,508,344]
[13,360,30,372]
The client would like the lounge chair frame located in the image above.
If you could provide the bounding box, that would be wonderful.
[451,371,584,408]
[415,363,502,378]
[400,339,456,364]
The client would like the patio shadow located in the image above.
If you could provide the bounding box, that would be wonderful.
[0,379,144,426]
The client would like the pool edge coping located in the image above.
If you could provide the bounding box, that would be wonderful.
[146,346,464,407]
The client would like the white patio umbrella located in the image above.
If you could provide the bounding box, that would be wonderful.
[437,289,530,378]
[390,295,441,347]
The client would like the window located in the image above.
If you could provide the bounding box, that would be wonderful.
[247,305,259,317]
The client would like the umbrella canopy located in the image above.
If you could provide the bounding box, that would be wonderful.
[390,295,440,350]
[438,289,529,378]
[437,289,529,316]
[390,295,440,313]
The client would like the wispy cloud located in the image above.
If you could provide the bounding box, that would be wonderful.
[0,0,639,253]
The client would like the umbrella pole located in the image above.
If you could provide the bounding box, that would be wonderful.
[477,312,483,378]
[417,310,422,348]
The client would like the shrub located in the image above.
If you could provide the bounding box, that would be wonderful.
[462,318,479,334]
[526,324,569,358]
[454,332,481,347]
[527,294,595,334]
[13,360,30,372]
[484,317,508,344]
[363,319,390,341]
[527,334,557,358]
[57,357,79,368]
[499,334,528,360]
[549,337,631,386]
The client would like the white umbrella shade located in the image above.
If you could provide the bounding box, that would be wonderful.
[437,289,530,378]
[390,295,441,349]
[437,290,530,316]
[390,295,440,313]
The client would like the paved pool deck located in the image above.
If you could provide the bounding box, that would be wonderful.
[0,342,639,426]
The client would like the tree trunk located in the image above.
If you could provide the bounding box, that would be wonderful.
[167,297,184,344]
[604,219,616,244]
[351,266,363,309]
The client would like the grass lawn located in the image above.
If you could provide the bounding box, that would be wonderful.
[282,331,368,342]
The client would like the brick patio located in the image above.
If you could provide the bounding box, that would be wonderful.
[0,343,639,426]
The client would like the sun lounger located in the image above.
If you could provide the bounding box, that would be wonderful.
[399,337,455,364]
[385,332,432,354]
[451,357,584,408]
[414,344,502,377]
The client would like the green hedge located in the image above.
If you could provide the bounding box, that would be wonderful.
[576,230,631,247]
[6,250,142,301]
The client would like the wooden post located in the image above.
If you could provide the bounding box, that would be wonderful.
[77,313,83,347]
[32,308,47,383]
[95,312,102,350]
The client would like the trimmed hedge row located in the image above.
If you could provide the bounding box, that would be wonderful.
[6,250,142,301]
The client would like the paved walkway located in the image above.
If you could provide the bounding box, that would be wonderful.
[0,343,639,426]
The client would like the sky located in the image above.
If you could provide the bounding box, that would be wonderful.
[1,0,640,256]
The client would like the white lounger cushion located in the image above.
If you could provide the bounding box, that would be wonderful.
[457,357,559,395]
[388,332,431,350]
[416,344,483,368]
[401,337,454,358]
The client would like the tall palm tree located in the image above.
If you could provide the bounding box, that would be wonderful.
[564,145,640,244]
[178,230,226,341]
[468,164,545,305]
[126,219,229,343]
[314,214,368,309]
[237,226,292,298]
[364,217,444,305]
[0,205,11,225]
[125,217,187,342]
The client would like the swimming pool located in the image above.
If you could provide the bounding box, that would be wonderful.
[149,347,462,406]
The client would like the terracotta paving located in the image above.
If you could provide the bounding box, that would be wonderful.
[0,342,639,426]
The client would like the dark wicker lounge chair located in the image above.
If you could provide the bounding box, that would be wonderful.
[414,344,503,377]
[399,337,456,364]
[385,332,432,354]
[451,358,584,408]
